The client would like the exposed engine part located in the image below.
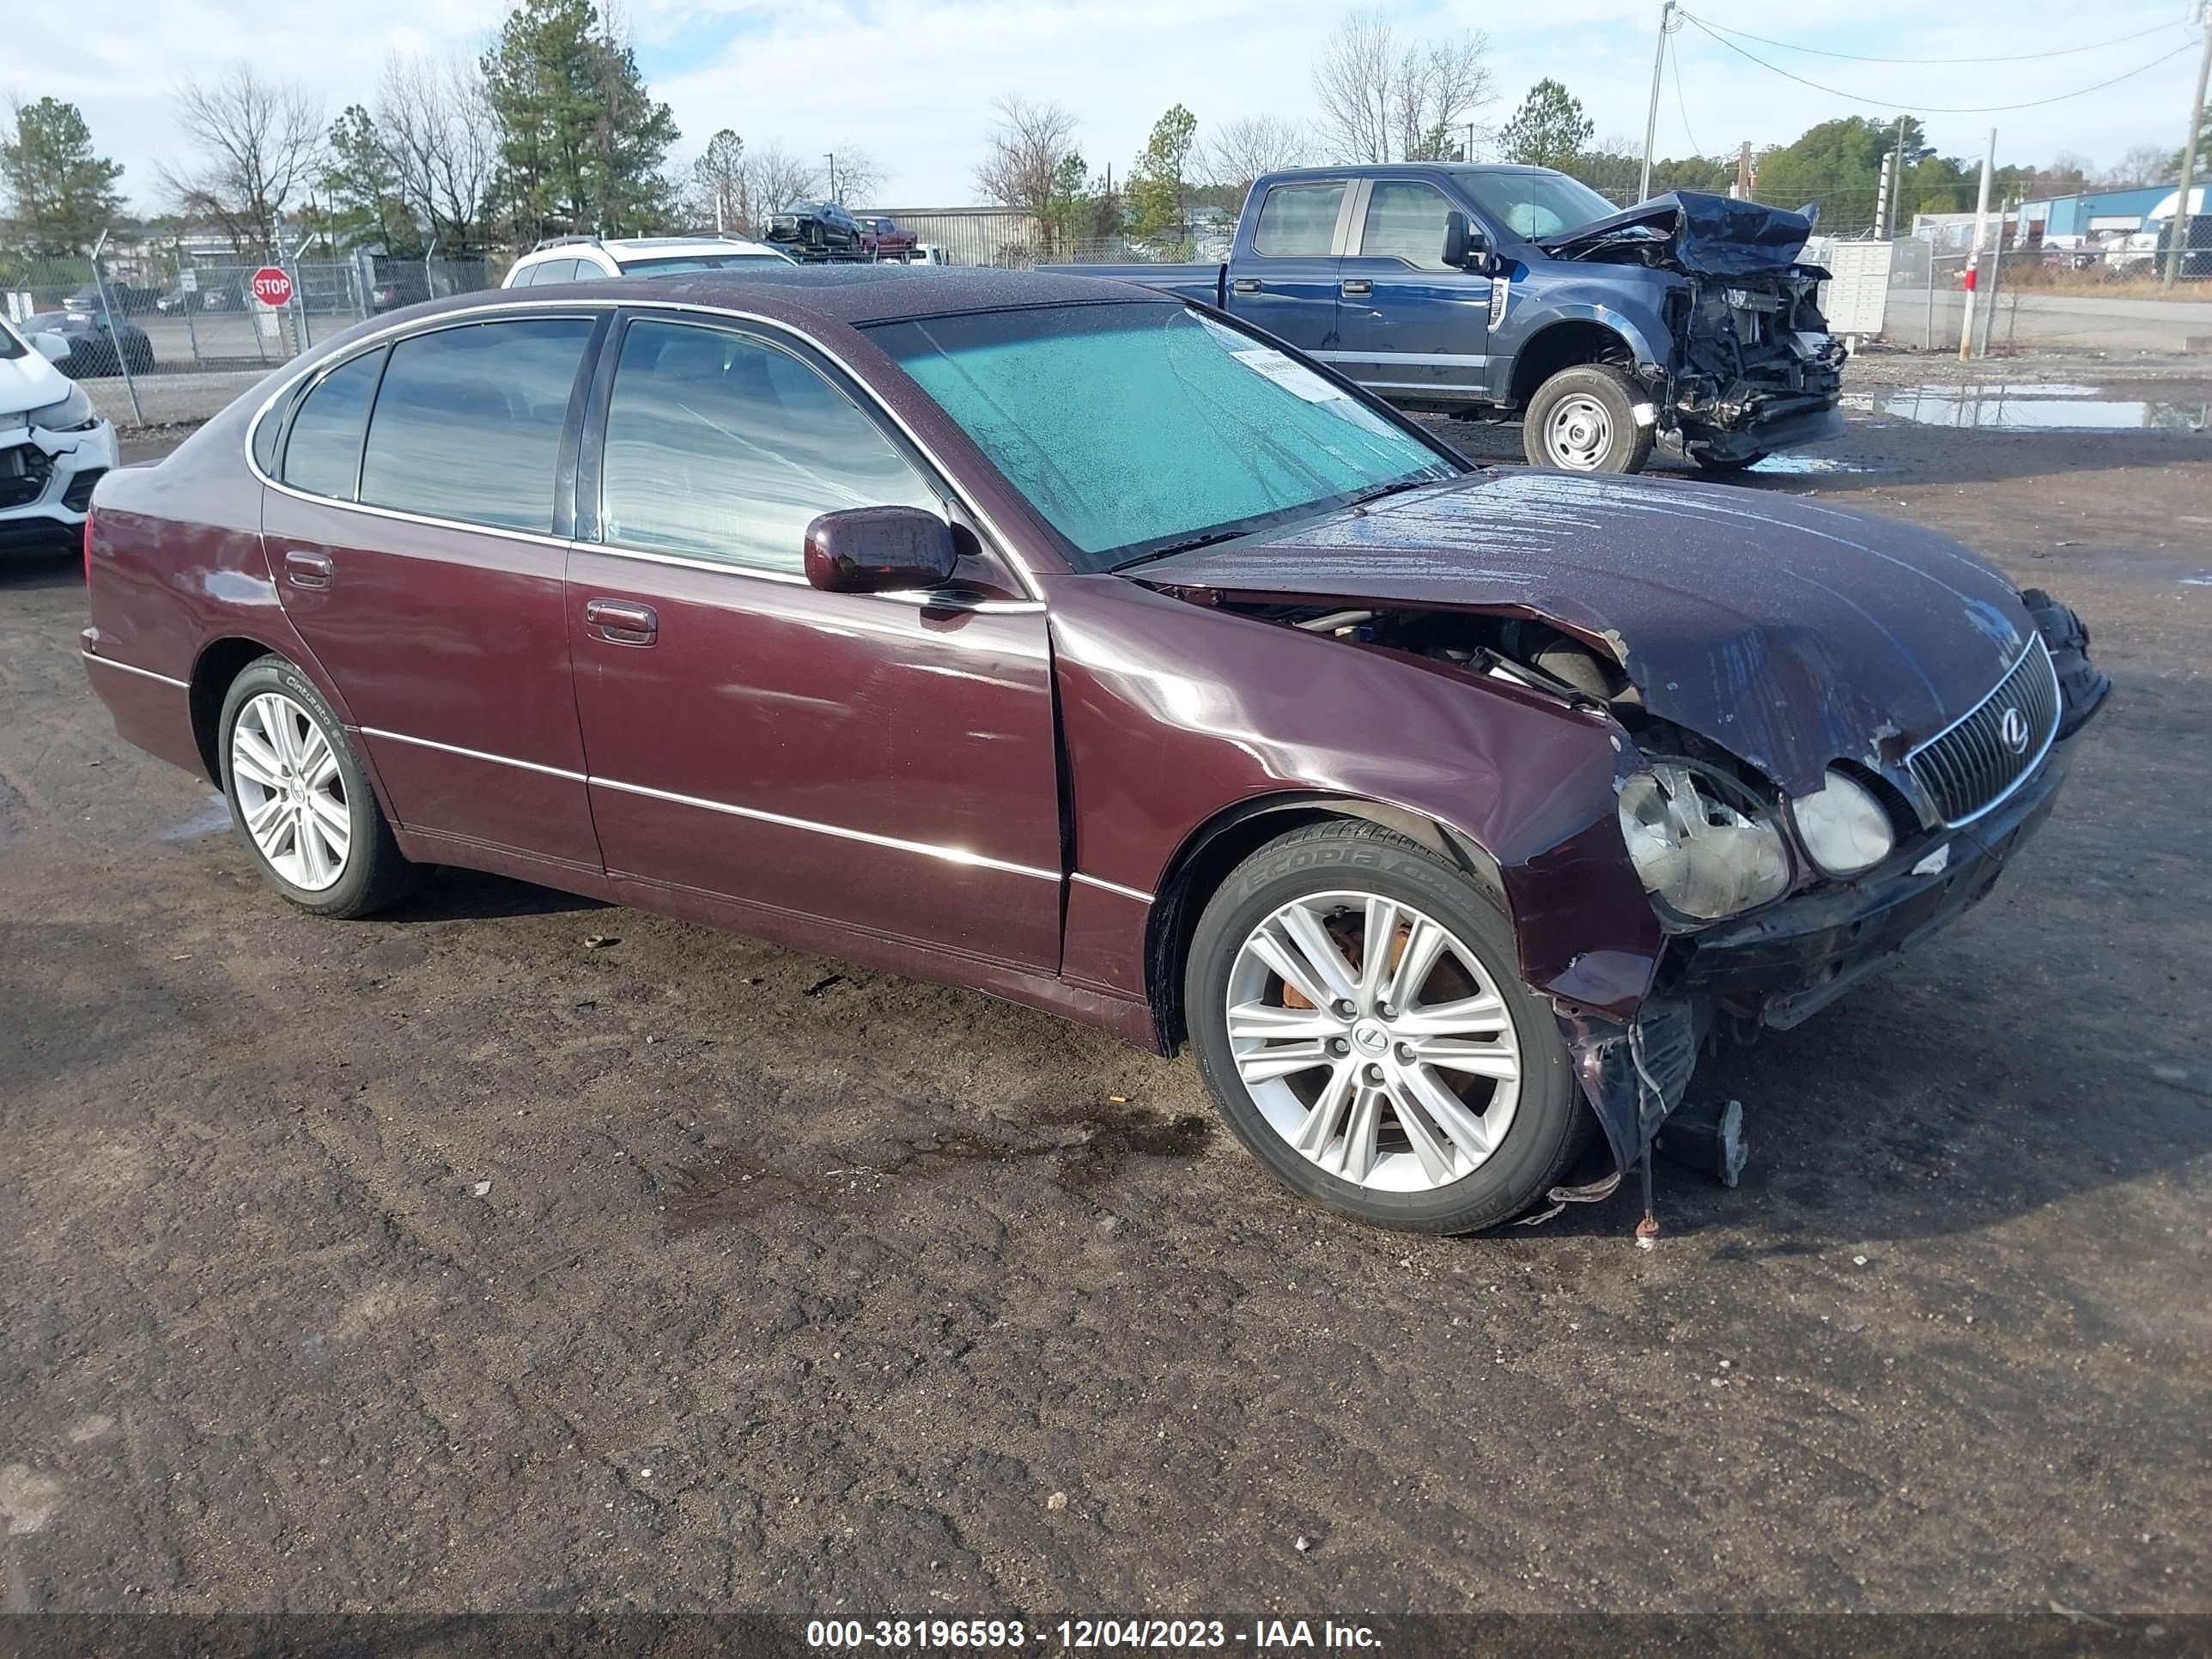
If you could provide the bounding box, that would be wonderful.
[1653,1097,1749,1188]
[1232,602,1636,707]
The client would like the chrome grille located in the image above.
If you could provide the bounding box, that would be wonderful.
[1906,637,2060,826]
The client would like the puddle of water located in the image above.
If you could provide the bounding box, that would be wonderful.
[156,793,231,842]
[1745,454,1875,475]
[1846,385,2211,431]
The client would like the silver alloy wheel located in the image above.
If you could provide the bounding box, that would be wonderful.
[1544,392,1614,471]
[1224,890,1522,1194]
[228,691,351,891]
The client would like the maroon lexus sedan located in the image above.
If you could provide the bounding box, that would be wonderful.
[81,269,2107,1233]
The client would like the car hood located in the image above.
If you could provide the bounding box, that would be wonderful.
[0,342,70,416]
[1131,470,2033,795]
[1536,191,1814,277]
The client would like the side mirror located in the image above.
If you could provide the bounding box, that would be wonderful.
[804,506,959,594]
[1443,210,1472,269]
[33,332,70,364]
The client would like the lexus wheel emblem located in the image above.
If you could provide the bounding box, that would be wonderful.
[1998,706,2030,754]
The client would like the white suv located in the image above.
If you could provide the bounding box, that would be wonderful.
[501,235,796,289]
[0,314,119,556]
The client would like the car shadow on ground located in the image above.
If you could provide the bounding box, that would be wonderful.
[0,550,83,592]
[384,865,611,922]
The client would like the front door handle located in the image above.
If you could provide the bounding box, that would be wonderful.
[584,598,658,646]
[283,550,332,589]
[1340,278,1373,297]
[1231,277,1261,295]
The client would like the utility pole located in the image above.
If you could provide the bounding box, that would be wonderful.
[2165,2,2211,287]
[1735,142,1753,200]
[825,153,838,204]
[1884,112,1906,240]
[1638,0,1678,204]
[1960,126,1996,361]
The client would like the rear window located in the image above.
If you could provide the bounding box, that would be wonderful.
[281,347,387,500]
[358,319,593,533]
[1252,182,1345,257]
[617,254,791,275]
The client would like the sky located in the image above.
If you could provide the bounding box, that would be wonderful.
[10,0,2208,217]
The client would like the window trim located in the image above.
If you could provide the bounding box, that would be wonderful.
[580,308,954,580]
[240,296,1045,601]
[274,340,392,501]
[1350,177,1462,270]
[1250,178,1358,260]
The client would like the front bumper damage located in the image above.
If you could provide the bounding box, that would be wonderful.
[0,419,116,553]
[1557,672,2106,1185]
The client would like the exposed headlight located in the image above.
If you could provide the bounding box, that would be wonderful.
[1791,769,1895,877]
[1618,763,1791,921]
[26,385,99,433]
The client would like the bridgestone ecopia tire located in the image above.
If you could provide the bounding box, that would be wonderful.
[217,654,418,919]
[1186,820,1589,1234]
[1522,363,1656,475]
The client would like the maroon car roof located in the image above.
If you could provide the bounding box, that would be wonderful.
[450,267,1156,330]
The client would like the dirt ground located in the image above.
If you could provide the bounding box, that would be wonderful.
[3,364,2209,1623]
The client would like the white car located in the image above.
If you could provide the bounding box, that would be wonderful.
[1,315,119,556]
[501,235,796,288]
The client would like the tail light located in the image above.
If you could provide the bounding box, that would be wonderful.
[82,503,94,583]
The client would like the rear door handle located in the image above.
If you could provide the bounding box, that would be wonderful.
[283,550,332,589]
[1231,277,1261,295]
[1340,278,1373,297]
[583,597,658,646]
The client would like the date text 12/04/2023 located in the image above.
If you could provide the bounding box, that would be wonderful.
[805,1619,1383,1649]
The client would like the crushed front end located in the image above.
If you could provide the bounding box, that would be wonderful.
[1559,594,2110,1178]
[1665,268,1847,463]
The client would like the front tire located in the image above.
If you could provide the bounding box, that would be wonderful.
[1687,445,1766,473]
[217,655,417,918]
[1185,821,1589,1234]
[1522,364,1656,474]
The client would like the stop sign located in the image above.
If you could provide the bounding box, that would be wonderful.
[250,266,295,307]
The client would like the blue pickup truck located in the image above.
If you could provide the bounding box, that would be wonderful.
[1047,163,1847,475]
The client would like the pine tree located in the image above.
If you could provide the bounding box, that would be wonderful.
[1,98,125,256]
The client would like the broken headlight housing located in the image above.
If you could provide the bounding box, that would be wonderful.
[1618,762,1791,921]
[26,385,99,434]
[1790,769,1895,877]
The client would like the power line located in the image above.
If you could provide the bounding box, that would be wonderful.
[1677,12,2182,66]
[1669,36,1706,157]
[1677,15,2201,112]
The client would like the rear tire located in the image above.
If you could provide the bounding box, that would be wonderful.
[1184,820,1589,1234]
[1522,364,1656,474]
[217,655,417,919]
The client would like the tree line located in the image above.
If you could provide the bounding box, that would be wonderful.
[2,0,2198,264]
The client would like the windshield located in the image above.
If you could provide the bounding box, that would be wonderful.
[1458,169,1620,241]
[868,302,1458,572]
[623,253,792,275]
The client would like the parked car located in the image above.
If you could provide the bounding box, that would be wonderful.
[1046,164,1847,475]
[908,244,951,267]
[501,235,795,289]
[0,314,118,554]
[155,282,238,314]
[64,282,161,317]
[763,202,862,257]
[851,215,919,261]
[79,270,2107,1234]
[15,310,155,379]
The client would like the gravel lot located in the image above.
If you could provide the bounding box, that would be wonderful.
[3,368,2208,1621]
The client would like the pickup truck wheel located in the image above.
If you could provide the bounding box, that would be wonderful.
[1186,820,1589,1234]
[1523,365,1655,474]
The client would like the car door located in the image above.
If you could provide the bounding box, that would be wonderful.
[263,311,606,872]
[1327,177,1492,404]
[1225,178,1354,355]
[564,312,1063,969]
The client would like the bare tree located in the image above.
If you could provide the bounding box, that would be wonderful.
[1203,114,1314,204]
[161,65,323,255]
[377,56,500,251]
[1310,11,1493,165]
[738,143,820,231]
[2095,143,2172,189]
[974,94,1078,223]
[826,143,884,207]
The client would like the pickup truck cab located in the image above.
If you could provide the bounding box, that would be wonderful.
[1047,163,1846,474]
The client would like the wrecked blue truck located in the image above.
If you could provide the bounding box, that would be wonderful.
[1048,164,1847,475]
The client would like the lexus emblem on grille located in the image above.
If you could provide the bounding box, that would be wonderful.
[1998,706,2031,754]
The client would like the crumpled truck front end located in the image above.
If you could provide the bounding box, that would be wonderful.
[1665,266,1848,462]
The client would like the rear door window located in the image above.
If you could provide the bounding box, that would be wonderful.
[597,319,938,574]
[1252,182,1346,257]
[523,258,580,287]
[280,347,387,500]
[359,319,594,533]
[1357,181,1455,270]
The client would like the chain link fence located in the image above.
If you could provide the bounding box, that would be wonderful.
[1,247,494,427]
